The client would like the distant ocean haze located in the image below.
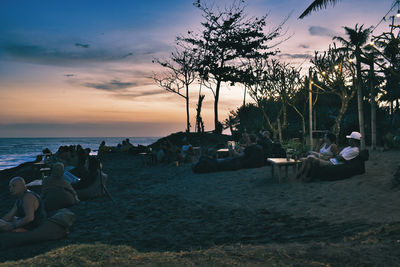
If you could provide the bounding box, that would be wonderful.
[0,137,159,170]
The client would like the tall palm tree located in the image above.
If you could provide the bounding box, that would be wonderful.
[299,0,341,19]
[334,24,372,149]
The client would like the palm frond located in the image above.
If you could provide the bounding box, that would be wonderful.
[298,0,341,19]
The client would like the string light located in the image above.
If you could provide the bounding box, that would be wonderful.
[321,71,326,75]
[396,9,400,18]
[369,41,375,46]
[348,58,353,63]
[334,65,339,70]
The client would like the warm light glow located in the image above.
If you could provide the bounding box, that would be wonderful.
[348,58,353,63]
[369,41,374,46]
[321,71,326,76]
[334,65,339,70]
[396,10,400,18]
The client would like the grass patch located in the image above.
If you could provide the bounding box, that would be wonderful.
[2,240,397,267]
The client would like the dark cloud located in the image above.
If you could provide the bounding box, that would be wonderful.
[75,43,90,48]
[122,52,133,58]
[299,44,309,49]
[64,74,76,77]
[84,79,137,91]
[278,53,312,59]
[1,42,118,65]
[308,26,335,37]
[112,89,165,100]
[0,37,171,66]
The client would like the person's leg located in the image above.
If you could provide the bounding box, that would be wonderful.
[302,158,332,182]
[296,155,316,179]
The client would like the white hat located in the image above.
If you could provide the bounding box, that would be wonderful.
[346,131,361,140]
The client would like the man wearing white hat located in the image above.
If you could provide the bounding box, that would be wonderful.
[298,131,361,181]
[329,131,361,165]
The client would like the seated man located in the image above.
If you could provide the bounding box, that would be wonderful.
[257,130,273,159]
[0,177,46,232]
[299,131,361,181]
[41,163,79,212]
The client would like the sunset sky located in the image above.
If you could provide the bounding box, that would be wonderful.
[0,0,395,137]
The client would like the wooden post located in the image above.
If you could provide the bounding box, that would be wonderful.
[309,69,313,151]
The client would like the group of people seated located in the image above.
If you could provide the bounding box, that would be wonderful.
[192,130,286,173]
[98,139,135,155]
[296,131,363,182]
[157,137,195,164]
[0,144,107,234]
[227,130,276,161]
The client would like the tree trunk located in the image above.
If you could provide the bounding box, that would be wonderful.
[277,118,283,144]
[369,61,376,150]
[214,80,221,131]
[243,86,247,107]
[185,84,190,133]
[332,98,349,143]
[356,50,366,149]
[196,94,205,133]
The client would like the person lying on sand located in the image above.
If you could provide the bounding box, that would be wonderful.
[296,132,338,178]
[0,177,46,232]
[298,131,361,182]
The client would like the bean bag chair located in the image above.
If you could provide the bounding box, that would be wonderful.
[42,185,79,212]
[192,156,218,173]
[217,156,244,171]
[75,171,108,200]
[310,150,369,181]
[242,144,265,169]
[391,165,400,188]
[0,208,75,249]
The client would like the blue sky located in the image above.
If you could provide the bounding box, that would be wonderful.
[0,0,395,137]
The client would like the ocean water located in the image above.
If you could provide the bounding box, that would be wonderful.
[0,137,160,170]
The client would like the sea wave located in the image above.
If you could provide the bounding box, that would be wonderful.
[0,137,159,170]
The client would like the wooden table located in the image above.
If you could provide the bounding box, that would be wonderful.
[216,148,229,159]
[267,158,301,183]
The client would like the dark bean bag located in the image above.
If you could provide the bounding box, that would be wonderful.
[217,157,244,171]
[310,150,369,181]
[242,144,265,169]
[0,208,75,249]
[75,171,108,200]
[192,156,218,173]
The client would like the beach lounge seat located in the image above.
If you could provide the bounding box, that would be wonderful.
[75,171,108,200]
[0,208,75,249]
[310,150,369,181]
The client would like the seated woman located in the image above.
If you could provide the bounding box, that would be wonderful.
[296,132,338,179]
[41,163,79,212]
[299,131,361,182]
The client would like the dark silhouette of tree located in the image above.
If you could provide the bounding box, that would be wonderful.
[153,47,197,133]
[246,59,302,143]
[312,43,357,141]
[195,94,205,133]
[334,24,372,149]
[299,0,341,19]
[179,0,284,131]
[374,29,400,115]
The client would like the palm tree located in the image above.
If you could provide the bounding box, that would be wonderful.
[334,24,372,149]
[299,0,341,19]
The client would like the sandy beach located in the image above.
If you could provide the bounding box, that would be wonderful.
[0,149,399,265]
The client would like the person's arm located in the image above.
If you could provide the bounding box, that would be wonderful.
[14,193,37,229]
[2,203,17,222]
